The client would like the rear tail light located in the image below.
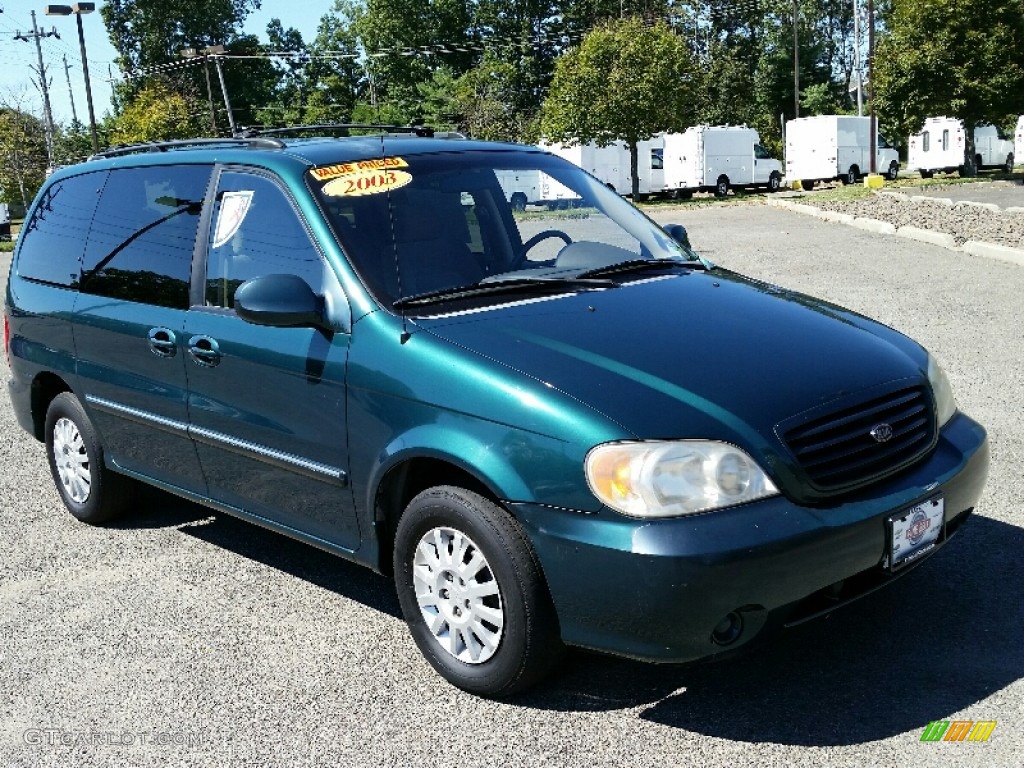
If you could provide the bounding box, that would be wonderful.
[3,313,10,369]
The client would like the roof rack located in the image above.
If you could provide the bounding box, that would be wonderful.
[91,137,286,159]
[234,124,441,139]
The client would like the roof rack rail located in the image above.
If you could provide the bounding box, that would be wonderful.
[235,124,440,139]
[91,137,286,159]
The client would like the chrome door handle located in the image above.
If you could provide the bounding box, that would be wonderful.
[147,327,177,358]
[188,335,221,367]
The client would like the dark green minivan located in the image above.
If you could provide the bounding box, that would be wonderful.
[4,131,989,696]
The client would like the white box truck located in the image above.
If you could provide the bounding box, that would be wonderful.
[909,117,1015,176]
[1016,115,1024,168]
[785,115,900,189]
[541,139,664,198]
[495,170,578,210]
[661,125,783,197]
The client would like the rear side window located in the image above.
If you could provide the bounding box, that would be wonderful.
[16,171,107,287]
[81,165,212,309]
[942,130,950,151]
[922,131,930,152]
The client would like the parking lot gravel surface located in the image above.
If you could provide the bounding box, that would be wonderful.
[2,204,1022,767]
[900,179,1024,211]
[812,189,1024,246]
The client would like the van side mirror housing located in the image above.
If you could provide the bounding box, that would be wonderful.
[663,223,691,249]
[234,274,327,331]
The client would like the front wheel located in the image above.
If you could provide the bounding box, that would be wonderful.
[920,169,934,179]
[45,392,131,524]
[714,176,729,198]
[842,166,859,185]
[393,486,562,697]
[768,172,782,193]
[887,161,900,181]
[1005,154,1014,174]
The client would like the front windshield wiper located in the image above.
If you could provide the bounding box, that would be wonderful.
[392,276,617,309]
[576,258,709,279]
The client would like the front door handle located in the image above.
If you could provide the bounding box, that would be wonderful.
[147,327,177,358]
[188,335,221,367]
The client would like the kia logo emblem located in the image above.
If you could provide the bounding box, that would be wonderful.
[870,423,894,443]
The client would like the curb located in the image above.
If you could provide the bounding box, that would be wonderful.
[767,197,1024,266]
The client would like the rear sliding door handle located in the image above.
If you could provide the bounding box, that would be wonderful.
[188,335,221,367]
[147,327,177,358]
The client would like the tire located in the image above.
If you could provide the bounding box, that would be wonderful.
[801,179,815,191]
[843,166,859,185]
[510,193,527,212]
[920,169,934,179]
[714,176,729,198]
[1005,154,1014,174]
[393,486,563,697]
[44,392,132,524]
[768,172,781,193]
[886,161,899,181]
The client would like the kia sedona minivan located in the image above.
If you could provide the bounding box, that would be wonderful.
[4,129,989,697]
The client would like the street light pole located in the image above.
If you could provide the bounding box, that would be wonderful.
[45,3,100,154]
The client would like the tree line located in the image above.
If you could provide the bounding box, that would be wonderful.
[1,0,1021,207]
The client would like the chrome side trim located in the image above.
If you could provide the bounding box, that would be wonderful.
[85,395,190,436]
[84,394,347,487]
[190,425,347,487]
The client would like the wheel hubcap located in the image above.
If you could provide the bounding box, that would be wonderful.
[413,527,504,664]
[53,417,91,504]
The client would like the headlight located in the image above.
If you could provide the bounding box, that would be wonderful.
[585,441,779,518]
[927,353,957,427]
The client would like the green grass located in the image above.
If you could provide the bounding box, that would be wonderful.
[0,241,14,253]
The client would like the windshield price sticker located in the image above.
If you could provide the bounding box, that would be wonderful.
[322,169,413,197]
[889,496,944,569]
[310,156,408,182]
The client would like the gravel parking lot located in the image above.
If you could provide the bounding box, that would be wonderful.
[2,204,1022,767]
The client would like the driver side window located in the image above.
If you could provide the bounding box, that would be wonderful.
[205,172,325,309]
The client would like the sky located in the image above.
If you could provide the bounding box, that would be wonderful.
[0,1,333,126]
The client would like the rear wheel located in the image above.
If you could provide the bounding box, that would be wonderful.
[801,179,816,191]
[714,176,729,198]
[1005,154,1014,174]
[920,169,934,179]
[843,166,859,185]
[886,161,900,181]
[45,392,131,524]
[510,192,527,212]
[393,486,562,697]
[768,172,782,193]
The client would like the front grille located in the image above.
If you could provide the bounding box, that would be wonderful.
[783,385,936,491]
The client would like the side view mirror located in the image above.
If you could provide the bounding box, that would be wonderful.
[663,223,691,249]
[234,274,327,330]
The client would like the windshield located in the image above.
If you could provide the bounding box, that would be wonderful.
[309,149,696,310]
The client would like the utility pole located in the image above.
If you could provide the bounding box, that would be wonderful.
[792,0,800,118]
[868,0,876,174]
[16,11,59,167]
[853,0,863,116]
[62,55,79,124]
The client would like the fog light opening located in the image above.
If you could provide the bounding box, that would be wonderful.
[711,611,744,646]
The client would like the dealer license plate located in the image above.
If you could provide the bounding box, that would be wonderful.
[888,496,944,570]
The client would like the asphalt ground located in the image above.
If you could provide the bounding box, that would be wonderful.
[2,203,1022,767]
[897,179,1024,210]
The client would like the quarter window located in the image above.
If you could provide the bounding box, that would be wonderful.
[80,165,212,309]
[922,131,930,152]
[942,130,950,151]
[16,171,106,287]
[205,172,324,309]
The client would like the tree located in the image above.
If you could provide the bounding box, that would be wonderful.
[0,94,48,210]
[109,82,206,144]
[873,0,1024,174]
[539,17,702,198]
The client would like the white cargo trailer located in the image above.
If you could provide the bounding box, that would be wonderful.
[541,139,664,198]
[494,170,578,210]
[1016,116,1024,167]
[661,126,783,197]
[785,115,900,189]
[909,117,1015,177]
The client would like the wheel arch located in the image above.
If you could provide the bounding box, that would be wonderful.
[30,371,73,441]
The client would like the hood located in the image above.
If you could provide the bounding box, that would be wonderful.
[414,270,928,484]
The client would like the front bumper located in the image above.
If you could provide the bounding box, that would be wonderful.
[511,412,989,662]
